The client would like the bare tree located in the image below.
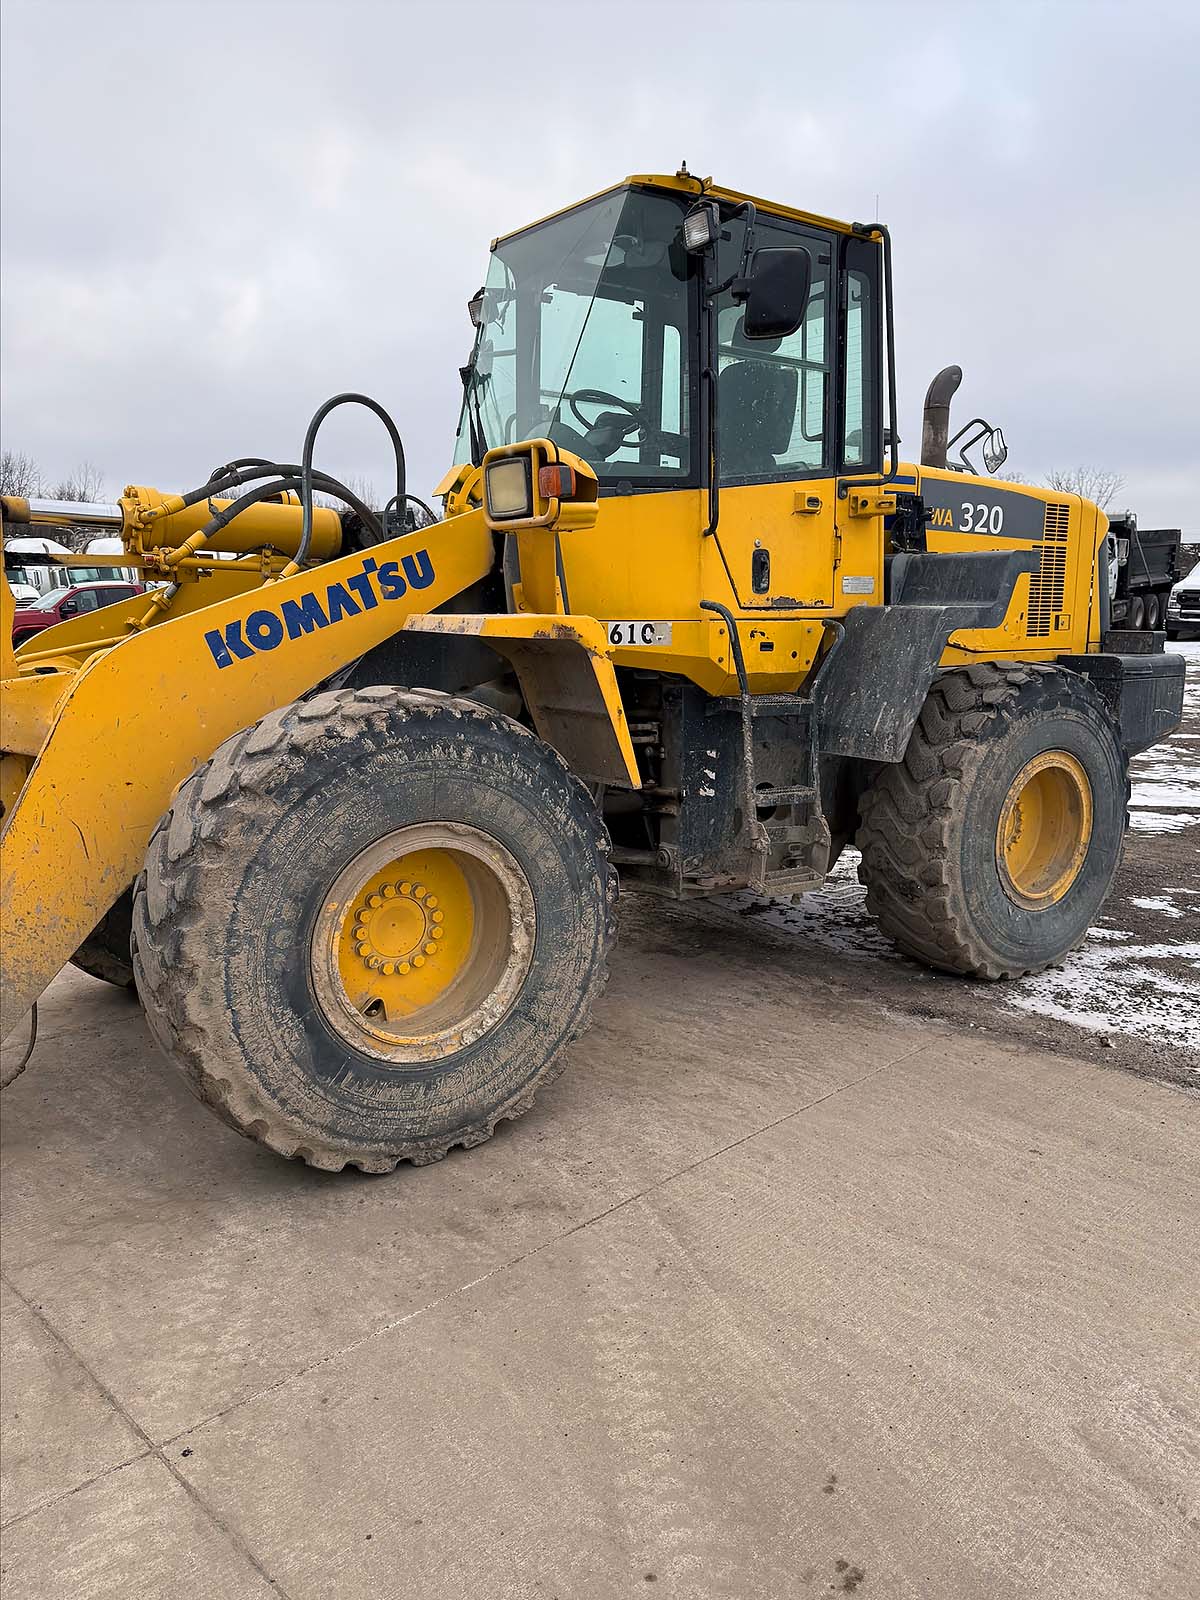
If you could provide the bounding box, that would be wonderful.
[49,461,105,503]
[0,449,44,498]
[315,474,380,513]
[1044,466,1125,509]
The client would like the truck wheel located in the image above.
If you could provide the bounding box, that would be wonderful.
[71,892,136,989]
[1145,593,1160,629]
[856,665,1127,979]
[131,687,615,1171]
[1127,595,1146,630]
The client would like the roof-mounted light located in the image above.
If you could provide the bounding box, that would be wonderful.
[682,201,720,253]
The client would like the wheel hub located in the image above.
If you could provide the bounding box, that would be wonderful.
[349,880,446,975]
[310,823,535,1064]
[996,750,1093,910]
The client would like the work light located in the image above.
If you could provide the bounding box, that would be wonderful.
[682,201,720,253]
[485,456,533,520]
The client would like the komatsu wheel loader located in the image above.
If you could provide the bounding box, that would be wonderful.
[0,170,1185,1169]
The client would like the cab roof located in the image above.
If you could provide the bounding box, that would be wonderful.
[492,172,860,249]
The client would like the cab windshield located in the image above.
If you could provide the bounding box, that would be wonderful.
[455,187,696,486]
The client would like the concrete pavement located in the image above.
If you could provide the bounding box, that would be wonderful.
[1,917,1198,1598]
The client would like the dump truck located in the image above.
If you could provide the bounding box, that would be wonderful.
[0,170,1186,1169]
[1102,513,1183,631]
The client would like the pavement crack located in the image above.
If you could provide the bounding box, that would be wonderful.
[0,1272,295,1595]
[0,1449,153,1533]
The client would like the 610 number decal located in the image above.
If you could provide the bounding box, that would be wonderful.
[607,621,672,646]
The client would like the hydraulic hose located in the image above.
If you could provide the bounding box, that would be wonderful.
[150,394,409,578]
[290,392,406,577]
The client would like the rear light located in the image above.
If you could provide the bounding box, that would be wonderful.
[537,464,577,500]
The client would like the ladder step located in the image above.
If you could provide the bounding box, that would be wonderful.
[748,695,812,717]
[762,865,824,893]
[756,785,817,806]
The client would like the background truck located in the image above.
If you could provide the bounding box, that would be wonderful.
[1103,513,1183,631]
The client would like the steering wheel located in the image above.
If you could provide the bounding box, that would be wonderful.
[566,388,651,445]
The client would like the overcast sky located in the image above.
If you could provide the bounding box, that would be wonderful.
[2,0,1197,527]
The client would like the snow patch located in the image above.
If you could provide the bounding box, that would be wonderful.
[1129,895,1187,919]
[1128,811,1199,834]
[1006,938,1200,1053]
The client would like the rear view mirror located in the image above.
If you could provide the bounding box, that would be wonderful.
[59,599,77,617]
[736,247,812,340]
[983,427,1008,474]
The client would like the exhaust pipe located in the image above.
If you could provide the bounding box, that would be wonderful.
[921,365,962,469]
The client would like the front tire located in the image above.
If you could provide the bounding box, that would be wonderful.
[856,665,1127,979]
[131,687,615,1171]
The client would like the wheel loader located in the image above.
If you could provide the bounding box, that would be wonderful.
[0,170,1185,1169]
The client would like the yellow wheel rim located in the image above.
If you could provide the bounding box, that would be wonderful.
[996,750,1093,909]
[311,823,535,1064]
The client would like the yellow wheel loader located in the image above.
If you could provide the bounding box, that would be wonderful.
[0,171,1185,1168]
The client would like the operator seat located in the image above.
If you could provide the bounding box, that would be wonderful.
[719,360,798,478]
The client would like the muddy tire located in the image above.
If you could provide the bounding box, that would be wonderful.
[71,891,136,989]
[856,665,1127,979]
[131,687,615,1171]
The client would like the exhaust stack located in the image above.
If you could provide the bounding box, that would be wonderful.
[921,365,963,469]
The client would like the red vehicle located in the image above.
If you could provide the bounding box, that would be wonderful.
[10,580,145,649]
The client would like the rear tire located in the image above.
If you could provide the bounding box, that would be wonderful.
[856,665,1127,979]
[1128,594,1146,630]
[131,687,615,1171]
[71,892,136,989]
[1145,593,1160,629]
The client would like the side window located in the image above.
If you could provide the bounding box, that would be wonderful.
[75,590,100,613]
[718,225,833,482]
[97,586,130,609]
[842,266,877,468]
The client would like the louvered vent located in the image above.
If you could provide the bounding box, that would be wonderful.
[1028,502,1070,637]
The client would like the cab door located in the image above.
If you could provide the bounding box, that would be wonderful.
[711,220,839,611]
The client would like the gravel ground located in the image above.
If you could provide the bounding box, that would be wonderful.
[665,641,1200,1090]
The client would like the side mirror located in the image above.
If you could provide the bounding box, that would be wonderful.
[735,247,812,340]
[983,427,1008,474]
[59,598,77,617]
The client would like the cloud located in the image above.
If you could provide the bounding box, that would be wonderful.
[2,0,1197,528]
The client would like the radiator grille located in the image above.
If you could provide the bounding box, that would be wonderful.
[1028,501,1070,637]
